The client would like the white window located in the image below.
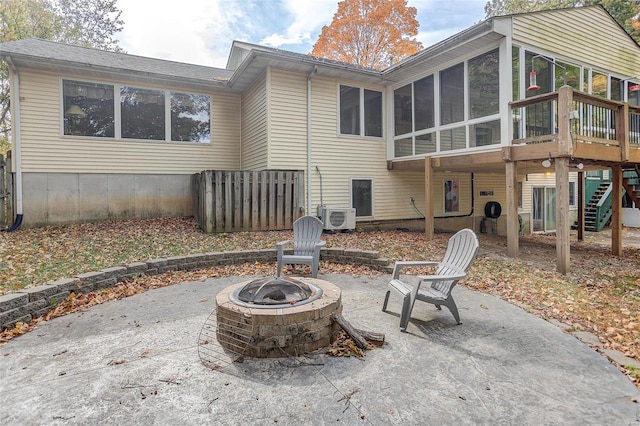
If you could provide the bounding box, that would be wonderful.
[339,85,382,137]
[62,79,211,143]
[63,80,114,137]
[121,86,165,140]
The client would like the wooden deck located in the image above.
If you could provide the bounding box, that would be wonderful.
[390,86,640,274]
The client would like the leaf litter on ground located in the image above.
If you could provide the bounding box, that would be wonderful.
[0,217,638,387]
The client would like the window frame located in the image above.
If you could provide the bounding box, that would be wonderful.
[60,77,212,144]
[62,79,115,138]
[392,44,502,159]
[338,84,383,138]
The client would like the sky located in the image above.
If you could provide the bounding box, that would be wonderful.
[114,0,488,69]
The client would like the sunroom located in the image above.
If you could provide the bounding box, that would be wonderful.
[384,6,640,274]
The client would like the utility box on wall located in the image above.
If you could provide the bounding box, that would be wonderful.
[318,207,356,231]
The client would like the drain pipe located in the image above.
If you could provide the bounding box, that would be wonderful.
[4,56,23,232]
[316,165,324,216]
[306,65,318,214]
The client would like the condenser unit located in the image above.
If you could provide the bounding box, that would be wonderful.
[319,207,356,231]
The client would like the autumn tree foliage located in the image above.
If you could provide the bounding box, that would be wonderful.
[311,0,423,70]
[484,0,640,44]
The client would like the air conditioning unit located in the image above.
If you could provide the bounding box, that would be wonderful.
[319,207,356,231]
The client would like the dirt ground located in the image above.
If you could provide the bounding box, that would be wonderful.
[476,226,640,268]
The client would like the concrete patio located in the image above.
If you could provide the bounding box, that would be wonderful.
[1,273,639,425]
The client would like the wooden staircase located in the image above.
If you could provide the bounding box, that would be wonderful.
[583,182,612,232]
[577,167,640,232]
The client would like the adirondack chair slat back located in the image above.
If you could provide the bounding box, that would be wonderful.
[432,229,479,294]
[293,216,324,256]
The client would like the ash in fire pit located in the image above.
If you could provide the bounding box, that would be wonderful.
[230,276,323,309]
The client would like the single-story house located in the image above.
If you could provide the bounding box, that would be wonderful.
[1,5,639,273]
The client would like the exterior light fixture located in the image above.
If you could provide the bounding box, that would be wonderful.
[572,162,584,170]
[527,55,566,92]
[541,152,553,168]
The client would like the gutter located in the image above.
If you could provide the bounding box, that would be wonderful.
[4,55,23,231]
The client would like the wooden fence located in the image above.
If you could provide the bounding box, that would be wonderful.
[0,152,13,229]
[193,170,305,233]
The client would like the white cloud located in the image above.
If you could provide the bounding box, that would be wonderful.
[113,0,487,68]
[116,0,239,67]
[258,0,337,50]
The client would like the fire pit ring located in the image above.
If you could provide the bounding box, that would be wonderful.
[212,277,342,359]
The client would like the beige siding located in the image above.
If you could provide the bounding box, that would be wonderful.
[269,68,308,170]
[18,70,241,174]
[241,72,268,170]
[309,76,425,220]
[512,7,640,76]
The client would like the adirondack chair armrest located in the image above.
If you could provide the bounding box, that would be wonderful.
[276,240,292,254]
[392,261,439,279]
[313,241,327,255]
[417,272,467,282]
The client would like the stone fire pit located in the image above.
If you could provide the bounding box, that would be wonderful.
[215,277,342,358]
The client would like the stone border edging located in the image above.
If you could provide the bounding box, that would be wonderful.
[0,248,392,330]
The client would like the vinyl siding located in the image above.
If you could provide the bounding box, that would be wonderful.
[241,72,268,170]
[269,68,308,170]
[511,7,640,76]
[18,70,241,174]
[309,76,425,220]
[474,174,507,214]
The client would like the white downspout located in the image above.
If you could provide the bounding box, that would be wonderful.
[6,56,23,230]
[306,65,317,214]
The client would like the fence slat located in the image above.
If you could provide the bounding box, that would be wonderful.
[242,171,251,231]
[215,171,223,232]
[268,171,276,230]
[294,171,304,220]
[276,171,284,230]
[225,171,233,232]
[284,171,292,229]
[0,154,5,227]
[204,171,214,233]
[251,171,259,230]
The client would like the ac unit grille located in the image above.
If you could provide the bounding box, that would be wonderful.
[328,211,346,227]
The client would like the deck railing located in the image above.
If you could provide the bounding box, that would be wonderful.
[510,86,640,161]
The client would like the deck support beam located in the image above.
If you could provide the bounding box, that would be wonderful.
[505,161,519,257]
[555,157,570,274]
[577,171,584,241]
[424,157,434,239]
[611,165,622,256]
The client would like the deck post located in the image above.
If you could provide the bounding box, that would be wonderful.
[617,103,629,162]
[424,157,434,239]
[611,165,623,256]
[555,157,570,274]
[577,171,584,241]
[505,161,519,257]
[557,86,573,157]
